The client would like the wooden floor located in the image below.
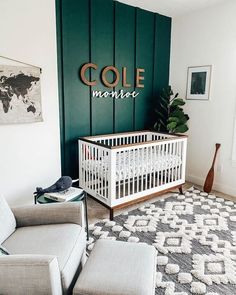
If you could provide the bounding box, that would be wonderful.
[87,182,236,224]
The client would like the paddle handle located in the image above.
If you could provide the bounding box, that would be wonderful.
[211,143,221,169]
[203,143,221,193]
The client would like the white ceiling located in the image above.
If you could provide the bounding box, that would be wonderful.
[117,0,230,17]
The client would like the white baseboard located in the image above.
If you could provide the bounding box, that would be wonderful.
[186,174,236,197]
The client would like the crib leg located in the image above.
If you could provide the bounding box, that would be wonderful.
[178,185,183,195]
[110,208,114,221]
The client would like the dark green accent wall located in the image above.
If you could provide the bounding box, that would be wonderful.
[114,2,135,132]
[56,0,172,178]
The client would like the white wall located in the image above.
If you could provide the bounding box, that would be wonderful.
[0,0,61,206]
[170,0,236,196]
[118,0,228,17]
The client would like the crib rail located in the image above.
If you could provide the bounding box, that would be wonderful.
[79,131,187,208]
[82,130,178,148]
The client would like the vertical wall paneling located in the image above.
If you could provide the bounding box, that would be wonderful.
[114,2,135,132]
[61,0,90,177]
[91,0,114,135]
[153,14,172,97]
[56,0,171,177]
[151,14,171,128]
[56,0,65,172]
[135,9,155,130]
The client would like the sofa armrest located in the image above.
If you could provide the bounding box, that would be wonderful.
[0,255,62,295]
[12,202,84,228]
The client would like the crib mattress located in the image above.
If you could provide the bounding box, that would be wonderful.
[82,150,182,181]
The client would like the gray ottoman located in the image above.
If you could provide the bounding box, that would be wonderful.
[73,239,156,295]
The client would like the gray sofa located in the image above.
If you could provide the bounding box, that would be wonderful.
[0,196,87,295]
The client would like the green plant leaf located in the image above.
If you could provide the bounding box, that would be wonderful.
[167,121,177,131]
[171,109,183,118]
[168,117,179,123]
[174,114,188,125]
[171,99,185,107]
[184,114,190,121]
[174,124,189,133]
[174,93,179,98]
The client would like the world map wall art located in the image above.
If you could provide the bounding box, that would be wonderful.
[0,65,42,124]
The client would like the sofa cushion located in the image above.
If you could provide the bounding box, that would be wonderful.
[2,223,86,291]
[0,196,16,244]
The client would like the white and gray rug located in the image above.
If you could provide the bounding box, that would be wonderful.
[87,187,236,295]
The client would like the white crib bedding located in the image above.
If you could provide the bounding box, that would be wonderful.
[82,149,182,182]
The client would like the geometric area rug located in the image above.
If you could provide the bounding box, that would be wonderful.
[87,187,236,294]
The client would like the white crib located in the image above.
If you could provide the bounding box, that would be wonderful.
[78,130,187,219]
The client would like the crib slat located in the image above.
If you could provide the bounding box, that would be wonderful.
[176,141,179,181]
[160,144,163,186]
[105,150,108,198]
[177,141,180,180]
[122,151,125,198]
[156,145,159,187]
[127,150,131,196]
[87,144,90,189]
[163,143,166,185]
[95,147,97,194]
[178,141,181,180]
[92,146,94,191]
[90,146,93,190]
[132,149,135,195]
[137,149,140,193]
[149,146,152,189]
[153,145,156,188]
[136,149,138,193]
[98,148,100,195]
[99,148,101,195]
[101,148,103,194]
[103,150,105,198]
[179,141,183,180]
[135,149,138,193]
[118,151,121,199]
[105,150,108,199]
[141,148,144,192]
[169,143,172,183]
[146,146,149,190]
[164,143,167,185]
[159,144,162,186]
[145,147,151,190]
[95,147,97,191]
[172,142,175,182]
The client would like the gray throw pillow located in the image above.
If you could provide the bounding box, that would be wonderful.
[0,245,9,255]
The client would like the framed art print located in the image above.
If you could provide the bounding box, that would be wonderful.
[186,65,212,100]
[0,64,42,124]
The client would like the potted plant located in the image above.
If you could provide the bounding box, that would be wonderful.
[154,86,189,133]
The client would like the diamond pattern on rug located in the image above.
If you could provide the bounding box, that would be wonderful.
[154,231,192,254]
[87,187,236,294]
[124,215,157,232]
[192,253,236,285]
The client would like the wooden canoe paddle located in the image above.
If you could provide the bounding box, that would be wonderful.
[203,143,221,193]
